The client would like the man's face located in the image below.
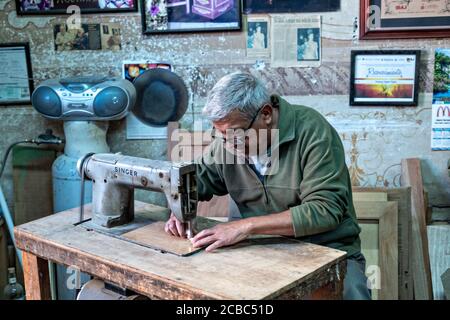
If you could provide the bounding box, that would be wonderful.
[212,106,273,157]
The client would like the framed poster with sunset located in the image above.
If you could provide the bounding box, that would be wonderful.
[349,50,420,106]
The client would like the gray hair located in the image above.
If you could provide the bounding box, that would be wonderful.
[202,72,270,122]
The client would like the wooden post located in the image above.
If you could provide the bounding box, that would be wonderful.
[401,158,433,300]
[22,252,51,300]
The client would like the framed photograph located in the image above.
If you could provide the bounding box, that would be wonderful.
[297,27,320,61]
[123,61,173,82]
[0,43,34,106]
[16,0,138,15]
[349,50,420,106]
[360,0,450,39]
[243,0,340,14]
[53,23,122,51]
[246,15,270,58]
[141,0,242,34]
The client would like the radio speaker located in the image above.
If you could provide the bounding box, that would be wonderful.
[93,87,129,117]
[32,86,62,117]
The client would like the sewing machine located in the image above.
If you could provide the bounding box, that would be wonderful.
[77,153,198,238]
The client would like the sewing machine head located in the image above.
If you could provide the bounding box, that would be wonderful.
[77,153,197,230]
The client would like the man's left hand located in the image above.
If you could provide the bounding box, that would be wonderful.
[190,220,251,252]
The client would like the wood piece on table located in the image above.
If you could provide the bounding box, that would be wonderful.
[22,251,51,300]
[122,221,201,256]
[401,158,433,300]
[354,200,398,300]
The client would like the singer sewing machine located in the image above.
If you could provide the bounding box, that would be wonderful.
[76,152,198,245]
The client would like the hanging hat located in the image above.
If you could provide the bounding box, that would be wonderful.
[132,68,188,127]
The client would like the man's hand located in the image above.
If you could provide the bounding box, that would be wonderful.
[190,220,252,252]
[164,212,186,238]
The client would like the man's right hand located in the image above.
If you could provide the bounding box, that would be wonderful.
[164,212,186,238]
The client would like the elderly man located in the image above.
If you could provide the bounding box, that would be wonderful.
[165,72,371,300]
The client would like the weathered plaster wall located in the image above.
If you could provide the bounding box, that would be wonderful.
[1,0,450,215]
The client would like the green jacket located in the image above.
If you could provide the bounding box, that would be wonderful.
[195,95,361,257]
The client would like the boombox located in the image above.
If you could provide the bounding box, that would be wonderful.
[32,77,136,121]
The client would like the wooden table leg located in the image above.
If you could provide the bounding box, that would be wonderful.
[22,251,51,300]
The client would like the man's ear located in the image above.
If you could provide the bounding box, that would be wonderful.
[260,104,273,124]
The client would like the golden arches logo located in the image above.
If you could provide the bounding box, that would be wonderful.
[437,106,450,117]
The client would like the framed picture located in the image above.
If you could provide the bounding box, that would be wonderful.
[16,0,138,15]
[243,0,340,14]
[246,15,270,58]
[0,43,34,106]
[141,0,242,34]
[53,24,122,51]
[360,0,450,39]
[349,50,420,106]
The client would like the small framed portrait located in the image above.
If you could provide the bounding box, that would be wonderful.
[16,0,138,15]
[297,28,320,61]
[248,21,268,49]
[246,16,270,58]
[141,0,242,34]
[349,50,421,106]
[0,43,34,106]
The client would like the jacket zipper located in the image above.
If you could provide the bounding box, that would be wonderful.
[246,165,269,205]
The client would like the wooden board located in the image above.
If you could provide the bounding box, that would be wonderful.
[442,268,450,300]
[353,187,413,300]
[353,192,388,202]
[427,224,450,300]
[354,201,398,300]
[122,221,201,256]
[401,158,433,300]
[359,223,379,300]
[385,188,413,300]
[14,201,347,300]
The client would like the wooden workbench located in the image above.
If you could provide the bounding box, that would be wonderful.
[14,201,347,300]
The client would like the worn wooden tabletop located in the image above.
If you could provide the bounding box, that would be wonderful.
[14,201,347,300]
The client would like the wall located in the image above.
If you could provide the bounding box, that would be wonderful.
[1,0,450,217]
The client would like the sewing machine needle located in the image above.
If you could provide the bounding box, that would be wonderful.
[186,221,193,239]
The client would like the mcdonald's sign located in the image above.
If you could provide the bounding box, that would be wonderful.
[436,105,450,117]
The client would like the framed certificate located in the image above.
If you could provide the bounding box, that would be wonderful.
[0,43,34,106]
[350,50,420,106]
[360,0,450,39]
